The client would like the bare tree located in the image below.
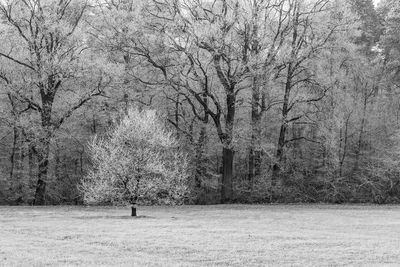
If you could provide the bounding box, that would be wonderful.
[0,0,107,204]
[270,0,343,199]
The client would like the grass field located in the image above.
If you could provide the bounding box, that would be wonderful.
[1,205,400,266]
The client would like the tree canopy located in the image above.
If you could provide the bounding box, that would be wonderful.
[1,0,400,205]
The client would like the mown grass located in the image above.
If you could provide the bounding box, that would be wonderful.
[1,205,400,266]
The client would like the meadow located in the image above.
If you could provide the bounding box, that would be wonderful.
[1,205,400,266]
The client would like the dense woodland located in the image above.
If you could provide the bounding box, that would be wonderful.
[0,0,400,205]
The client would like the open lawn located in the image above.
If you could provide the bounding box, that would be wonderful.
[1,205,400,266]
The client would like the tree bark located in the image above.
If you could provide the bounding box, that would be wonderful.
[9,124,25,199]
[34,90,54,205]
[28,145,37,184]
[55,146,61,180]
[195,124,207,190]
[247,1,263,185]
[221,147,234,202]
[271,63,293,200]
[248,76,262,183]
[221,88,236,203]
[339,113,351,176]
[34,140,50,205]
[195,84,210,192]
[9,125,18,182]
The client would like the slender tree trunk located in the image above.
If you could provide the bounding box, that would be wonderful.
[248,76,262,183]
[16,135,25,195]
[123,93,129,115]
[248,1,262,185]
[92,114,97,134]
[275,107,289,162]
[354,97,367,171]
[74,158,79,175]
[174,93,180,138]
[28,145,37,185]
[339,113,351,176]
[248,148,255,182]
[9,125,18,182]
[10,125,25,199]
[194,81,211,200]
[193,123,208,204]
[8,93,19,189]
[55,146,61,180]
[195,124,207,189]
[271,4,301,201]
[79,150,84,175]
[271,64,293,200]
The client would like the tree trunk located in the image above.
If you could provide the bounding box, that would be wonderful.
[92,115,97,134]
[28,145,38,190]
[34,141,50,205]
[339,113,351,176]
[34,87,55,205]
[10,125,25,198]
[248,76,262,183]
[221,89,236,203]
[194,82,211,201]
[55,147,61,180]
[248,120,262,184]
[131,204,137,217]
[248,145,255,183]
[34,117,52,205]
[248,3,263,185]
[16,134,25,196]
[9,125,18,182]
[221,147,234,203]
[7,93,21,191]
[354,97,367,171]
[195,124,207,189]
[175,93,180,136]
[79,150,84,175]
[271,63,293,201]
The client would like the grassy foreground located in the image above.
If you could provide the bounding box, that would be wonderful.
[1,205,400,266]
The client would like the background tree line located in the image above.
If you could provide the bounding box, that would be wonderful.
[1,0,400,205]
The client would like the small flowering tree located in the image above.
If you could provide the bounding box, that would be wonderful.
[79,109,189,215]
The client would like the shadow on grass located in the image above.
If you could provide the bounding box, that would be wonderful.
[73,215,154,220]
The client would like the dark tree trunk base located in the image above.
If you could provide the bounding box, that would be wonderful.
[131,205,137,217]
[221,147,234,203]
[34,179,46,205]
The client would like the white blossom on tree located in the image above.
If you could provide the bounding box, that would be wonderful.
[79,109,190,205]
